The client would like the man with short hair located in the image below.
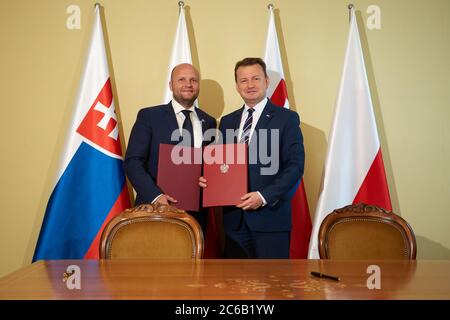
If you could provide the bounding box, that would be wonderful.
[200,57,305,258]
[124,63,216,231]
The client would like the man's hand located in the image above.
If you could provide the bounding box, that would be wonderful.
[155,194,178,205]
[236,192,263,211]
[199,176,207,188]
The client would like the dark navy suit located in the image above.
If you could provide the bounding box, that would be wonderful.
[124,102,216,229]
[219,99,305,258]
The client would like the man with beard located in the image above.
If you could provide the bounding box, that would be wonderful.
[124,63,216,232]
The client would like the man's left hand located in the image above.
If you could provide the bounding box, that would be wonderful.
[236,192,263,211]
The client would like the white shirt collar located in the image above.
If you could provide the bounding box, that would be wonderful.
[243,97,268,114]
[171,99,196,115]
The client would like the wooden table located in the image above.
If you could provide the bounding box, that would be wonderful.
[1,259,449,300]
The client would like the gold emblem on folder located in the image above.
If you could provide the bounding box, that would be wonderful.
[220,164,229,173]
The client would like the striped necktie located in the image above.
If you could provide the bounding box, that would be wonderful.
[240,108,254,144]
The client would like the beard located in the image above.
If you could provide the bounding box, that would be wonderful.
[173,92,198,107]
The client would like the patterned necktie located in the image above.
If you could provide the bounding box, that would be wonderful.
[181,110,194,147]
[240,108,254,144]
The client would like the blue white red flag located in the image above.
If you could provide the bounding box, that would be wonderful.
[33,6,131,261]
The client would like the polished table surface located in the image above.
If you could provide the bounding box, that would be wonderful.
[0,259,449,300]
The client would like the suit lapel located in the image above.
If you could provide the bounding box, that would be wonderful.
[248,101,276,178]
[196,108,207,135]
[233,106,245,143]
[164,102,180,143]
[196,108,211,147]
[253,101,276,137]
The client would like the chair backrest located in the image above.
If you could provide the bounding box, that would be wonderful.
[100,203,203,259]
[318,203,417,260]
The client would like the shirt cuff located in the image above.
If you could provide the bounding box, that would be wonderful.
[151,194,164,204]
[257,191,267,207]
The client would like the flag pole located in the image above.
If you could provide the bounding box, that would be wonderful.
[94,2,101,8]
[267,3,274,10]
[179,1,185,13]
[348,3,354,23]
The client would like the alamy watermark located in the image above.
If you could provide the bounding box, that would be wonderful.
[366,265,381,290]
[66,4,381,31]
[367,5,381,30]
[66,5,81,30]
[63,264,81,290]
[170,128,280,176]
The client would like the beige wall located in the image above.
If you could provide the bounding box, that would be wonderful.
[1,0,449,277]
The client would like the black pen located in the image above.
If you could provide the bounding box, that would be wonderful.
[310,271,340,281]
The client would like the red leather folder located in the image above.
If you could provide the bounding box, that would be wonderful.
[202,144,248,207]
[156,143,202,212]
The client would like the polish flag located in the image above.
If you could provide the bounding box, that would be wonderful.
[264,6,312,259]
[308,7,392,259]
[163,3,195,106]
[163,3,221,257]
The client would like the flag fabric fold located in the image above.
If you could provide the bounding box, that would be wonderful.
[33,6,131,261]
[163,5,193,104]
[264,7,312,259]
[308,8,392,259]
[164,5,221,258]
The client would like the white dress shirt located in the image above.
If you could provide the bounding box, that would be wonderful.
[237,98,268,143]
[237,98,268,207]
[171,99,203,149]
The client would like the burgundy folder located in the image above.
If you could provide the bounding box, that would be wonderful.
[156,143,202,212]
[202,144,248,207]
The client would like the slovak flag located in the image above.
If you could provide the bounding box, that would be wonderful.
[264,5,312,259]
[33,5,131,261]
[308,7,392,259]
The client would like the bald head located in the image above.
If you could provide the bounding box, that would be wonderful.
[169,63,200,108]
[170,63,200,82]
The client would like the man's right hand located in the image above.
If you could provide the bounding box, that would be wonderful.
[155,194,178,205]
[199,176,207,188]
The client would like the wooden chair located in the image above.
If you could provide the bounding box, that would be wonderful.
[100,203,203,259]
[318,203,417,260]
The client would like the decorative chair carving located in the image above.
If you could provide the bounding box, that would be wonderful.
[318,203,417,260]
[100,203,203,259]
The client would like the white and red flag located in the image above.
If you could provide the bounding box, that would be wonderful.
[164,3,221,257]
[308,7,392,258]
[163,3,194,104]
[264,6,312,259]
